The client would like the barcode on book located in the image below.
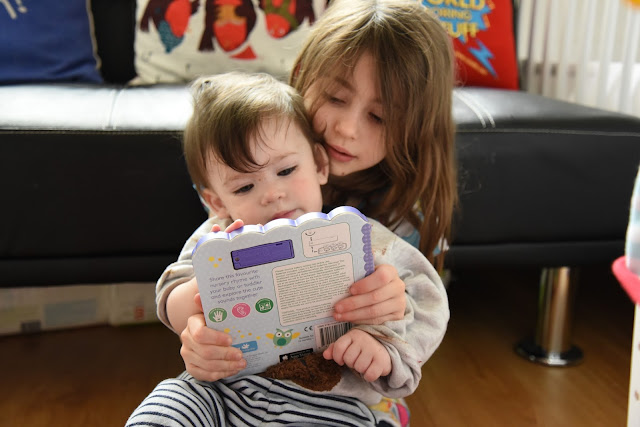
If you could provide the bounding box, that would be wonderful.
[314,322,352,349]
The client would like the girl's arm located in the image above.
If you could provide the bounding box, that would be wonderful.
[163,217,408,327]
[354,220,450,398]
[332,264,406,324]
[332,217,423,324]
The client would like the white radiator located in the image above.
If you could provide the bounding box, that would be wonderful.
[517,0,640,117]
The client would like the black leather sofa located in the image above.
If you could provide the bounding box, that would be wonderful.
[2,0,640,363]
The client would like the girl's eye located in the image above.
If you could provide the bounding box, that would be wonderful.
[233,184,253,194]
[369,112,383,124]
[278,166,297,177]
[324,91,344,104]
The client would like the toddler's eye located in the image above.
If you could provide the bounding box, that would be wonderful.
[278,166,297,176]
[234,184,253,194]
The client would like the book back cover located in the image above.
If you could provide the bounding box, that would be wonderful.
[192,207,374,377]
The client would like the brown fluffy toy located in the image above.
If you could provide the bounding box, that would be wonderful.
[261,351,343,391]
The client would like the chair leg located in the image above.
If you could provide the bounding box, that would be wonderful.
[515,266,584,366]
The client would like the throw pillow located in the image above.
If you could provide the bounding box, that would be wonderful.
[422,0,519,90]
[0,0,102,84]
[132,0,327,85]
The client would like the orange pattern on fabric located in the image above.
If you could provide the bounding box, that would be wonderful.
[215,0,242,5]
[166,0,192,37]
[265,14,291,38]
[231,45,257,59]
[214,4,248,52]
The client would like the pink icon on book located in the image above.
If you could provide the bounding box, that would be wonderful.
[232,303,251,318]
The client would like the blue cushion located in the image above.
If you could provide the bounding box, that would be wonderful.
[0,1,102,84]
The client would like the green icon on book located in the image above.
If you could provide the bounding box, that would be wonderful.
[208,308,227,323]
[255,298,273,313]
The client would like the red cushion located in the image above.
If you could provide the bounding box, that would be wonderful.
[422,0,519,90]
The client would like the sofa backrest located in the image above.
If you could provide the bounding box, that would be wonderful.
[91,0,137,84]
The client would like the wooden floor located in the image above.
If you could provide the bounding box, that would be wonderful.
[0,264,634,426]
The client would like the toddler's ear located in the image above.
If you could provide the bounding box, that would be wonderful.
[314,144,329,185]
[201,188,230,219]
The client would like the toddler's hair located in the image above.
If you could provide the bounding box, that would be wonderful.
[291,0,457,269]
[184,72,322,192]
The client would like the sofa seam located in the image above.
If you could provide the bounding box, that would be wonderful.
[454,91,486,128]
[455,91,496,129]
[0,130,183,135]
[457,128,640,137]
[2,129,637,137]
[106,88,123,130]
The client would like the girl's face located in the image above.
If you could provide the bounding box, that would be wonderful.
[307,52,386,177]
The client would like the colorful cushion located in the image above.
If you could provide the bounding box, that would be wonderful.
[422,0,519,90]
[132,0,327,85]
[0,1,102,84]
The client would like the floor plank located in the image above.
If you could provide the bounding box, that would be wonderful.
[0,264,633,426]
[406,265,633,426]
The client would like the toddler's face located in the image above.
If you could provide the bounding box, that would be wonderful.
[307,52,386,177]
[202,118,328,225]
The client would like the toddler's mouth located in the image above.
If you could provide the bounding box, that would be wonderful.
[271,210,297,221]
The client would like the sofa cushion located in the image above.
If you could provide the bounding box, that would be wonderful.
[2,84,640,287]
[422,0,519,90]
[132,0,327,84]
[0,0,102,84]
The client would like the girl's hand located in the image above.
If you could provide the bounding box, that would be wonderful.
[333,264,406,324]
[323,329,391,382]
[179,294,247,381]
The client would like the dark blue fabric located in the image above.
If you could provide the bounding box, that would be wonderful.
[0,1,102,84]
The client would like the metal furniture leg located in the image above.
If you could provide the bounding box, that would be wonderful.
[515,266,584,366]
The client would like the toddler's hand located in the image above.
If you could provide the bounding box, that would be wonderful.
[323,329,391,382]
[333,264,406,324]
[211,219,245,233]
[179,294,246,381]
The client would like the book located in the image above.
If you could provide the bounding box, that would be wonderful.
[192,206,374,377]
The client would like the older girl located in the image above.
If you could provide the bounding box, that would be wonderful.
[130,1,456,425]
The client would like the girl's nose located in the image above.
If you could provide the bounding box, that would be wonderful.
[335,109,358,139]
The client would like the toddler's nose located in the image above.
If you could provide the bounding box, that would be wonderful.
[261,188,285,205]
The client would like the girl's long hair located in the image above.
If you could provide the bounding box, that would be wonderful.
[291,0,457,270]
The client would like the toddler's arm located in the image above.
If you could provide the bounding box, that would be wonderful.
[166,277,199,333]
[156,216,231,332]
[323,328,391,382]
[158,216,246,381]
[167,278,246,380]
[180,293,246,381]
